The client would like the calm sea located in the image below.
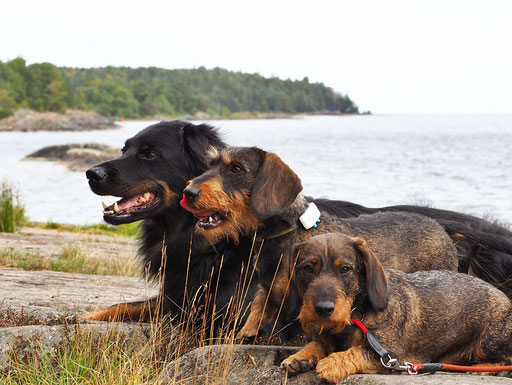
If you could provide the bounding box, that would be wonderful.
[1,115,511,226]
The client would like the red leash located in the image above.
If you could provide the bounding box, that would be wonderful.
[351,318,512,375]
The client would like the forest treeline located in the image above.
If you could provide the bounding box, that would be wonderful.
[0,57,358,119]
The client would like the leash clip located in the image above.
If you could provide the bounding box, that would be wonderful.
[380,357,417,375]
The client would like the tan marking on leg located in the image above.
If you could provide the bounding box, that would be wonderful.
[280,341,327,375]
[316,347,381,383]
[237,286,274,339]
[450,233,466,241]
[83,301,157,322]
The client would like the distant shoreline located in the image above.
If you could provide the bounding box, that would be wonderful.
[0,109,117,132]
[0,109,366,132]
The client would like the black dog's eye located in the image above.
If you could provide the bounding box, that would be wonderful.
[230,163,243,173]
[141,150,156,160]
[340,266,351,274]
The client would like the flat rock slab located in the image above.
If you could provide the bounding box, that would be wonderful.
[0,227,137,261]
[0,322,150,369]
[0,267,158,319]
[157,345,512,385]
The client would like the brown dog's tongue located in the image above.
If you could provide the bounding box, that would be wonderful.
[180,195,215,219]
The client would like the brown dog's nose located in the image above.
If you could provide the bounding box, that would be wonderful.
[183,186,201,202]
[314,301,335,317]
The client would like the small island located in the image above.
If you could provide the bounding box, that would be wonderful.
[24,143,119,171]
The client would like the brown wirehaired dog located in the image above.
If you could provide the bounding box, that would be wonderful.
[280,233,512,383]
[180,146,459,339]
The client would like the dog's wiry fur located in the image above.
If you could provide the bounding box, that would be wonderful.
[84,121,258,330]
[84,121,512,335]
[281,233,512,383]
[182,147,459,338]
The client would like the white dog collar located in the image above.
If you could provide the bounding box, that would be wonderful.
[299,202,321,230]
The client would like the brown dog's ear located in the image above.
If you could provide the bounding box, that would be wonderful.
[251,152,303,219]
[353,237,389,311]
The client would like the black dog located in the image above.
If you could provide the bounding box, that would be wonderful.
[85,120,512,330]
[85,121,258,333]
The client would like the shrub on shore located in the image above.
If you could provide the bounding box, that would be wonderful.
[0,180,26,233]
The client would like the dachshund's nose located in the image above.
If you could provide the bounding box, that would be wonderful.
[183,186,201,202]
[86,167,107,182]
[314,301,335,317]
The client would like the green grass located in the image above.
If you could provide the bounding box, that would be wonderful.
[0,246,138,276]
[0,179,26,233]
[28,221,141,238]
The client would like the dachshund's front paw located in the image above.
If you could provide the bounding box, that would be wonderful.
[280,353,316,375]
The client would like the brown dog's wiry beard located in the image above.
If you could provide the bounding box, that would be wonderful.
[298,278,353,337]
[193,179,261,244]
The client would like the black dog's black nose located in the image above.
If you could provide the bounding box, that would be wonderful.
[86,167,107,182]
[314,301,335,317]
[183,186,201,201]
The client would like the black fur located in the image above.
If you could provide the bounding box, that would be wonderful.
[86,121,257,329]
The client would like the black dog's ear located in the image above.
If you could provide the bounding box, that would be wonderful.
[251,152,303,219]
[353,237,389,311]
[180,122,226,174]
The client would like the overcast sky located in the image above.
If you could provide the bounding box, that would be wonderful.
[2,0,511,114]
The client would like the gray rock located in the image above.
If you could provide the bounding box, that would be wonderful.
[156,344,512,385]
[0,267,158,320]
[0,322,150,369]
[0,109,117,132]
[25,143,120,171]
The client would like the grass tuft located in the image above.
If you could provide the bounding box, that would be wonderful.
[0,246,138,276]
[29,221,141,238]
[0,179,26,233]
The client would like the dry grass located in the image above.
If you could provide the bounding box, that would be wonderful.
[0,236,303,384]
[0,245,138,276]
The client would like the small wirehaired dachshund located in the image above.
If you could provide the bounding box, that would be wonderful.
[180,146,459,339]
[280,233,512,383]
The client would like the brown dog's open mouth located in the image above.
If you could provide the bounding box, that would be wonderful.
[180,195,226,230]
[195,210,226,230]
[102,191,160,218]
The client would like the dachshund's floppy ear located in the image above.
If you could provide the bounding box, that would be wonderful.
[353,237,389,311]
[251,152,303,219]
[180,122,225,174]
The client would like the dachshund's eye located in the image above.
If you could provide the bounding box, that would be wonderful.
[300,264,314,274]
[230,163,243,173]
[340,266,351,274]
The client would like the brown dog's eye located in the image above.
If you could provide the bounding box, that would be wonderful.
[340,266,351,274]
[231,163,243,173]
[300,264,314,274]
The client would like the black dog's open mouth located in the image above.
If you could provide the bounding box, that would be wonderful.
[102,191,160,218]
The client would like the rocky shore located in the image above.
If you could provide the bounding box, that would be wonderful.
[0,228,507,384]
[0,109,117,132]
[24,143,119,171]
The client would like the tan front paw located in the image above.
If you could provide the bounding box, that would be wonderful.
[316,355,348,383]
[280,353,316,375]
[236,324,259,340]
